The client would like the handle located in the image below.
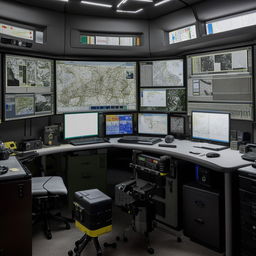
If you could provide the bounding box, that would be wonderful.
[82,175,92,179]
[194,218,204,225]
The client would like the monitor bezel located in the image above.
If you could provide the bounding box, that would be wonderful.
[103,112,136,137]
[137,112,169,137]
[191,110,230,145]
[64,112,99,140]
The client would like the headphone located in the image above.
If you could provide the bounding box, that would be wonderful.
[0,166,8,175]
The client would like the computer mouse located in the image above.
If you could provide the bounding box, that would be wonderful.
[165,135,174,143]
[206,152,220,158]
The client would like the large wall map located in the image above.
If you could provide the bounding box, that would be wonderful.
[56,61,137,113]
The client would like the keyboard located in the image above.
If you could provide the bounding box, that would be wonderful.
[118,136,162,145]
[70,137,106,146]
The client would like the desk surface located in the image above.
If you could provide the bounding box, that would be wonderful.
[35,138,251,173]
[0,156,30,181]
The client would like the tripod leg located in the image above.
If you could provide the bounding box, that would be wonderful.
[74,234,87,252]
[145,233,154,255]
[75,236,91,256]
[93,237,102,256]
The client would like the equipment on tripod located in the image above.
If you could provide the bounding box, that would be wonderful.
[115,150,181,254]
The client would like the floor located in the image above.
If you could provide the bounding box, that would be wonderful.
[32,207,222,256]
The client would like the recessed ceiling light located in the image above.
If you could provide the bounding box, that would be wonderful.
[135,0,153,2]
[154,0,171,6]
[117,0,128,8]
[116,8,143,14]
[81,1,112,8]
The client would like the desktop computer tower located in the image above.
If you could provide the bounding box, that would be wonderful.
[183,184,224,252]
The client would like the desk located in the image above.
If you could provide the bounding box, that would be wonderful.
[34,138,251,256]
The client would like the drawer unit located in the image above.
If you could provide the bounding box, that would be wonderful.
[183,184,224,252]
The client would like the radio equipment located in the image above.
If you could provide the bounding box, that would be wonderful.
[19,139,43,151]
[43,125,60,146]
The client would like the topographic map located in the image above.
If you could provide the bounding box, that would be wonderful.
[139,114,167,135]
[56,61,137,113]
[153,60,183,87]
[15,96,34,116]
[6,55,53,88]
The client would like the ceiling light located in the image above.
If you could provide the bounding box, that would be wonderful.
[117,0,128,8]
[116,8,143,14]
[135,0,153,2]
[81,1,112,8]
[59,0,69,2]
[154,0,171,6]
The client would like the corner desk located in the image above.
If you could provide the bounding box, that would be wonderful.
[33,138,252,256]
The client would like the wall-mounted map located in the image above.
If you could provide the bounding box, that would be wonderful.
[56,61,137,113]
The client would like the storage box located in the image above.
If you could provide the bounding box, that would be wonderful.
[73,189,112,234]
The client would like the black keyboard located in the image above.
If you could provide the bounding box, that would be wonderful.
[70,137,106,146]
[118,136,162,145]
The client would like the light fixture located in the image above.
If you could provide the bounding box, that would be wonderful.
[116,8,143,13]
[135,0,153,2]
[154,0,171,6]
[59,0,69,2]
[117,0,128,8]
[81,1,112,8]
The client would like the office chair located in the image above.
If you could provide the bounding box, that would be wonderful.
[32,176,71,239]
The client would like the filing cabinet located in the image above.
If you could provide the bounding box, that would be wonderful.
[183,184,224,252]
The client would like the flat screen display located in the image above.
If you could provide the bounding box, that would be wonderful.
[138,113,168,135]
[192,111,230,144]
[105,114,133,136]
[56,61,137,113]
[64,112,98,140]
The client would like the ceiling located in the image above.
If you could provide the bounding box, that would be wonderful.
[7,0,205,19]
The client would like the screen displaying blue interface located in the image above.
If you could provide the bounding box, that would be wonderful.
[106,114,133,135]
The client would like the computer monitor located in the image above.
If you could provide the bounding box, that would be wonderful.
[105,114,133,136]
[64,112,98,140]
[138,113,168,135]
[192,111,230,144]
[170,115,185,135]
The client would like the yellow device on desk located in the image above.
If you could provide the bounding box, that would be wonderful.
[4,141,17,156]
[4,141,17,150]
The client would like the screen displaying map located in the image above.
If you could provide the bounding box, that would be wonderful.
[56,61,137,113]
[138,113,168,135]
[5,94,35,120]
[191,49,249,74]
[4,55,54,120]
[6,55,54,93]
[140,60,183,87]
[140,88,186,112]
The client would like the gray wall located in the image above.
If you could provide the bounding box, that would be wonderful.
[65,14,150,58]
[0,1,65,56]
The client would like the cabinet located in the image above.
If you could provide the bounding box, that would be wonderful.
[238,168,256,256]
[183,184,224,252]
[66,149,107,209]
[0,157,32,256]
